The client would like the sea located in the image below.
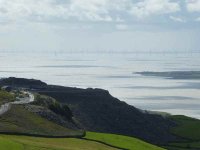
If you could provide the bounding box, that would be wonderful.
[1,51,200,119]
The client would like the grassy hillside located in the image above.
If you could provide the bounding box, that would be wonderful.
[0,90,15,105]
[0,105,83,137]
[0,135,118,150]
[1,78,200,149]
[164,115,200,150]
[85,132,165,150]
[170,115,200,140]
[39,87,175,145]
[0,78,176,145]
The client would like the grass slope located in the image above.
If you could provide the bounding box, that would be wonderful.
[165,115,200,150]
[170,115,200,140]
[0,90,15,105]
[0,135,118,150]
[0,105,83,137]
[85,132,165,150]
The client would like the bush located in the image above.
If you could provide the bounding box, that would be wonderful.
[34,94,73,120]
[49,101,73,120]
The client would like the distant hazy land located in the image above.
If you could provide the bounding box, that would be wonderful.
[136,71,200,79]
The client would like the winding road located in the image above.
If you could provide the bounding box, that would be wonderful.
[0,92,34,115]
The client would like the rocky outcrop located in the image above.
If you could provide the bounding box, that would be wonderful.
[25,104,80,130]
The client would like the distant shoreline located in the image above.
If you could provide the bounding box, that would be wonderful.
[135,71,200,80]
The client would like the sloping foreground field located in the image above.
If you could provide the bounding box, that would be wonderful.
[0,105,83,137]
[85,132,165,150]
[0,135,119,150]
[0,132,166,150]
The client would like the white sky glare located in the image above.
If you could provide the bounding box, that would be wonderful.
[0,0,200,52]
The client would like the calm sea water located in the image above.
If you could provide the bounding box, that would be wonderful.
[1,51,200,119]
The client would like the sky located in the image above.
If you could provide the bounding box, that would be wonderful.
[0,0,200,52]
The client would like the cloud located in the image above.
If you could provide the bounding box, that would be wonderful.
[0,0,129,23]
[196,17,200,21]
[169,16,186,22]
[186,0,200,12]
[116,16,125,22]
[129,0,180,18]
[116,24,128,30]
[0,0,183,24]
[68,0,112,22]
[0,0,69,22]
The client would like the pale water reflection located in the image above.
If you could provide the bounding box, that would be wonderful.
[0,51,200,118]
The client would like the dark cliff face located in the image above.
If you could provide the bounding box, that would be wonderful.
[0,77,176,145]
[39,87,176,145]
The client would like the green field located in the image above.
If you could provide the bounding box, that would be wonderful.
[0,135,119,150]
[165,115,200,150]
[0,132,167,150]
[85,132,165,150]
